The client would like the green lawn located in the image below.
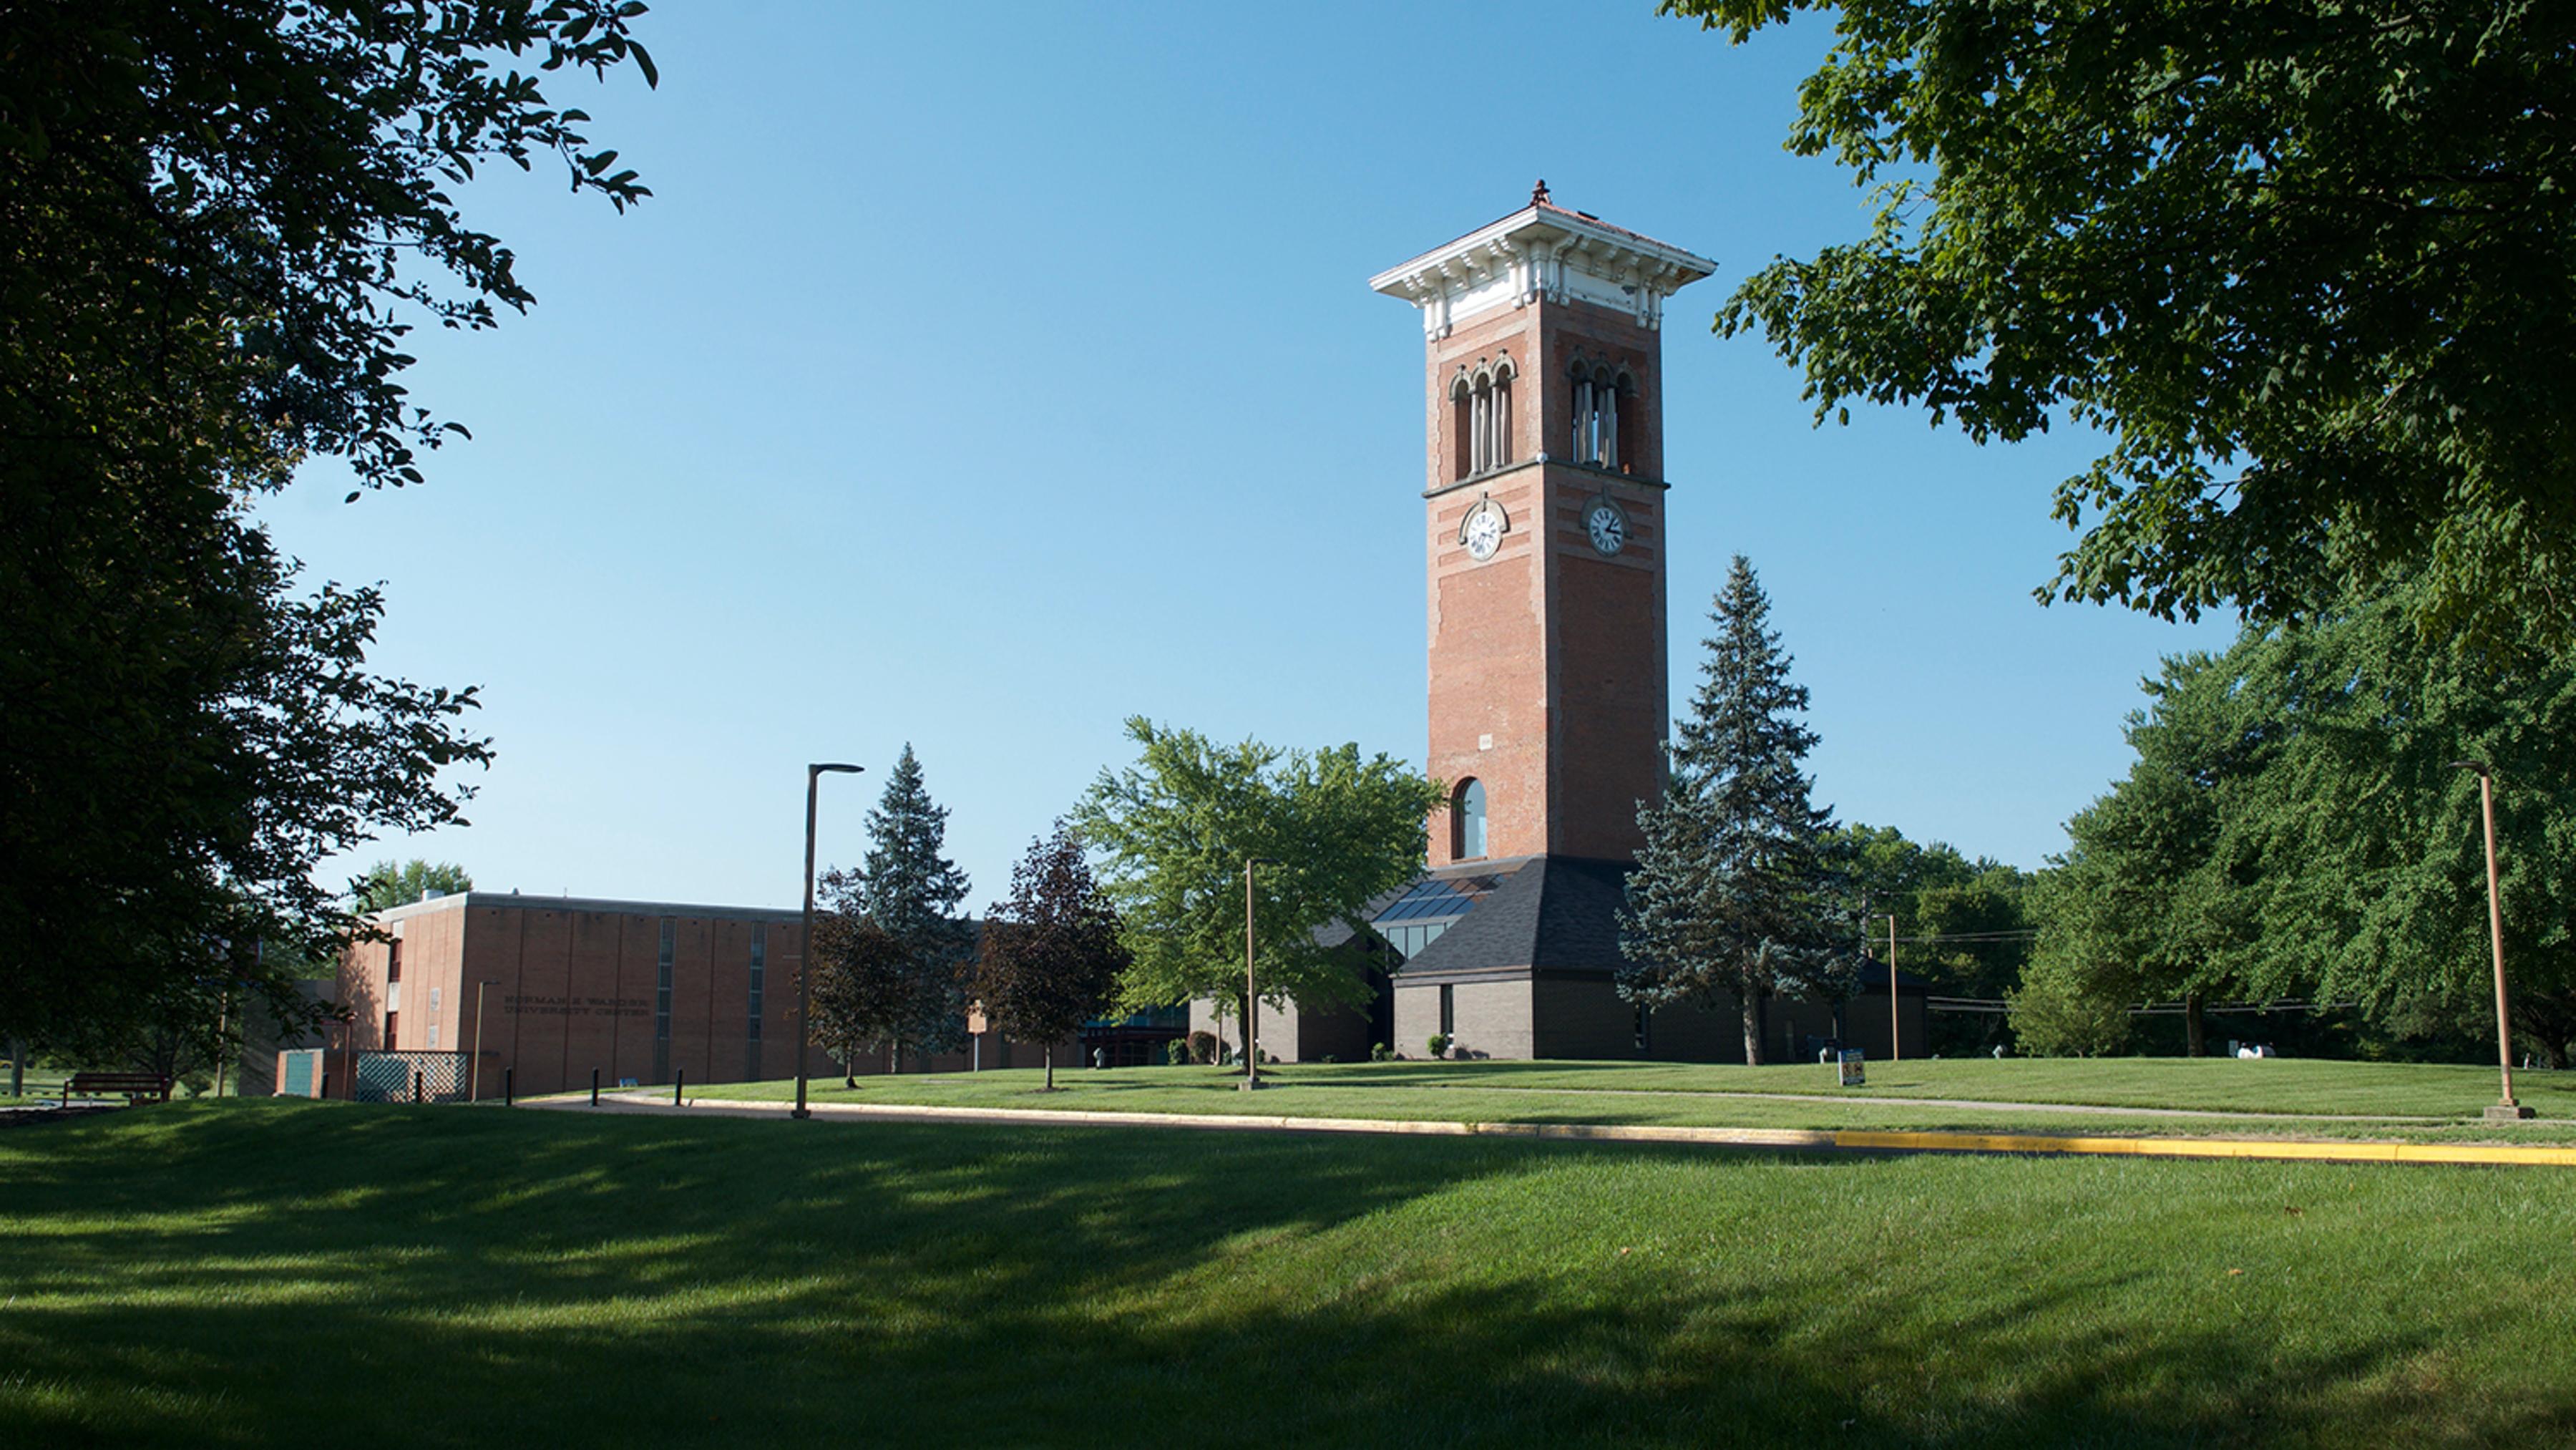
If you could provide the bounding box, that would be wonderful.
[6,1101,2576,1447]
[0,1065,67,1104]
[686,1058,2576,1143]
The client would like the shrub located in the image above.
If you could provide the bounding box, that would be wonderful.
[1187,1031,1219,1065]
[1370,1043,1393,1063]
[1426,1033,1450,1059]
[2007,960,2132,1057]
[1162,1038,1190,1066]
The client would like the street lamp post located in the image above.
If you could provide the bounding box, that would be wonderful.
[472,978,500,1101]
[2449,760,2532,1121]
[795,762,867,1121]
[1884,913,1900,1064]
[1242,857,1279,1091]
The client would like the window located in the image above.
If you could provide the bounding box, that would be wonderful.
[383,1011,399,1050]
[427,1023,441,1049]
[746,924,767,1079]
[1439,984,1455,1037]
[1571,364,1629,469]
[1451,361,1516,478]
[656,919,675,1044]
[428,987,441,1011]
[1370,873,1503,963]
[386,940,402,983]
[1453,778,1488,860]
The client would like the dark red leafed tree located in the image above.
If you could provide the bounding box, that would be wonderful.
[972,822,1130,1091]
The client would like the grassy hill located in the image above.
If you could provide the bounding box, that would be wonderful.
[688,1057,2576,1142]
[5,1099,2573,1446]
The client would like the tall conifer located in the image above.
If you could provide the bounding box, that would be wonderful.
[1619,556,1842,1064]
[816,744,972,1072]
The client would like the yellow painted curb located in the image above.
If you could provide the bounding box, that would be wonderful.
[1832,1129,2576,1167]
[561,1094,2574,1167]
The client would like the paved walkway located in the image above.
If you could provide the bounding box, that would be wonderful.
[530,1092,2576,1169]
[1406,1081,2447,1122]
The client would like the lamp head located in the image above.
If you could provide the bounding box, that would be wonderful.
[810,762,865,777]
[2449,759,2491,777]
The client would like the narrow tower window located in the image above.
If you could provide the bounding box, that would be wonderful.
[1450,375,1474,481]
[1453,778,1488,860]
[1572,366,1625,468]
[1471,381,1491,474]
[1571,374,1595,463]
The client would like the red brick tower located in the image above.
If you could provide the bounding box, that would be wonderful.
[1371,187,1714,868]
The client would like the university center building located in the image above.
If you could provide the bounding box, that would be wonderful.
[1335,190,1924,1064]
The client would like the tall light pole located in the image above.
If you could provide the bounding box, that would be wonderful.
[1884,913,1901,1064]
[471,978,500,1101]
[1242,857,1279,1091]
[2449,760,2532,1121]
[795,762,867,1120]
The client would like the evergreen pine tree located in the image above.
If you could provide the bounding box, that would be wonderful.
[1619,555,1843,1064]
[854,744,972,1068]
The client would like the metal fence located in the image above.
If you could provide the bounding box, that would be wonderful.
[353,1051,469,1104]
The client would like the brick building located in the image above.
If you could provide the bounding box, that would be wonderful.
[1339,188,1926,1063]
[333,892,1126,1099]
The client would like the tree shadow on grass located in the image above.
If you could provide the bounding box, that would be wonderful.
[2,1101,2572,1448]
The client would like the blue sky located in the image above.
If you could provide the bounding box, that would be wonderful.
[266,1,2232,910]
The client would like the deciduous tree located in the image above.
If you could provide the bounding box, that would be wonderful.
[1078,717,1443,1036]
[1666,0,2576,650]
[356,861,475,915]
[972,822,1130,1090]
[1,2,654,1056]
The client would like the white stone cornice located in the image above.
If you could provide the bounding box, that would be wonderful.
[1370,205,1714,336]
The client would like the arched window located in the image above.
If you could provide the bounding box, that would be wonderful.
[1453,778,1488,860]
[1456,363,1516,477]
[1571,364,1629,469]
[1571,373,1595,463]
[1450,375,1473,482]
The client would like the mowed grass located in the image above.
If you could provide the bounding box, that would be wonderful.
[690,1057,2576,1142]
[7,1101,2576,1448]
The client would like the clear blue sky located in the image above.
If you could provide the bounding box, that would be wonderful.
[265,1,2232,910]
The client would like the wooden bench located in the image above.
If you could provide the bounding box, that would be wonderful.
[62,1071,172,1105]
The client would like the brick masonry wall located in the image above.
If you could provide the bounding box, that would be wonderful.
[1421,293,1671,867]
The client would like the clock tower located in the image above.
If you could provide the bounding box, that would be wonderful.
[1370,186,1714,870]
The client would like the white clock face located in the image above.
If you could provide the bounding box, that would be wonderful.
[1463,500,1506,561]
[1586,501,1628,556]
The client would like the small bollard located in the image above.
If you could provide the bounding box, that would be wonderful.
[590,1067,600,1106]
[674,1069,685,1106]
[413,1069,424,1104]
[503,1066,514,1106]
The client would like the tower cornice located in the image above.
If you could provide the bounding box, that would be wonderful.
[1368,201,1716,339]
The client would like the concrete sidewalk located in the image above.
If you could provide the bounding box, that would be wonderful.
[531,1092,2576,1168]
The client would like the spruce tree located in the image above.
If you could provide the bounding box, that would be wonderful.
[836,744,972,1070]
[1619,555,1843,1064]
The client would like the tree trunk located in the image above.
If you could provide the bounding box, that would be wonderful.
[7,1036,22,1098]
[1044,1043,1055,1091]
[2184,991,2207,1057]
[1742,990,1765,1066]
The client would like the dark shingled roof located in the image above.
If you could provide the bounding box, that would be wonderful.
[1386,855,1943,991]
[1390,856,1632,979]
